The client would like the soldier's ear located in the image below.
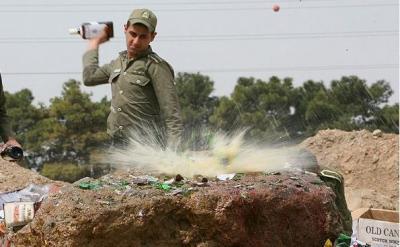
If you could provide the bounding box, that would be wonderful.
[124,24,128,32]
[150,32,157,41]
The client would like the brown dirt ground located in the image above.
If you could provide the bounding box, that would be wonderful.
[0,162,51,193]
[302,129,399,211]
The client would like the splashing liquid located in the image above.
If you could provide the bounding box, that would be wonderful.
[103,128,313,178]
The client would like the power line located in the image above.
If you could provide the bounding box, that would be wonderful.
[3,72,81,75]
[1,30,396,39]
[0,31,397,44]
[0,0,395,7]
[162,33,398,41]
[2,64,397,76]
[0,3,397,13]
[190,64,399,73]
[0,1,303,7]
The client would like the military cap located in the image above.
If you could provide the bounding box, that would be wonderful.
[128,9,157,32]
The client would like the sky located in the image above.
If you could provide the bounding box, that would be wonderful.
[0,0,398,105]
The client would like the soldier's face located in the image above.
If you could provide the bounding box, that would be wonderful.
[124,24,156,58]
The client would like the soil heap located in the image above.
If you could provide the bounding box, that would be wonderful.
[302,129,399,211]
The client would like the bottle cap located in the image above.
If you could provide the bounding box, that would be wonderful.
[68,28,80,35]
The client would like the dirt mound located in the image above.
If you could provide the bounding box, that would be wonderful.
[0,161,51,193]
[302,129,399,211]
[11,171,347,247]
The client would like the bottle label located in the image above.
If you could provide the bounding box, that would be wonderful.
[85,22,107,39]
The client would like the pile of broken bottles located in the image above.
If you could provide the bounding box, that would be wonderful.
[75,172,242,197]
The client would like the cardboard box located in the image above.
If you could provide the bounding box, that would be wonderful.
[352,208,399,247]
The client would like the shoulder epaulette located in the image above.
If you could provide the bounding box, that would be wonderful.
[148,53,164,63]
[146,52,175,77]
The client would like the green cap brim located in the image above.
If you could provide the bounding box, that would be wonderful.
[129,18,155,32]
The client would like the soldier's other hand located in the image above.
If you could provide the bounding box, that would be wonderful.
[3,138,22,150]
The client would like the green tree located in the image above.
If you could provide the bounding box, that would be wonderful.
[4,89,47,146]
[40,162,92,183]
[210,76,298,142]
[374,103,399,133]
[209,96,239,132]
[16,80,110,170]
[330,76,393,129]
[304,90,341,131]
[175,73,219,148]
[42,79,109,163]
[291,80,328,136]
[175,72,218,129]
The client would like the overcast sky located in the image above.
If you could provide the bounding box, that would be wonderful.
[0,0,398,105]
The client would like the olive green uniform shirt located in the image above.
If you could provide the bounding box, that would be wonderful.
[82,47,183,146]
[0,75,14,141]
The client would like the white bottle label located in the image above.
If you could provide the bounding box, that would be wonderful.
[85,22,107,39]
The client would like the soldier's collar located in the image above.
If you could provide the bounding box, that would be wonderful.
[119,46,153,61]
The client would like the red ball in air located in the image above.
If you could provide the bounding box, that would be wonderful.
[272,4,280,12]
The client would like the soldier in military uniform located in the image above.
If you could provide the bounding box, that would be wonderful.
[82,8,183,148]
[0,74,22,150]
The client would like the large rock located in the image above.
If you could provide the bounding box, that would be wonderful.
[11,170,348,247]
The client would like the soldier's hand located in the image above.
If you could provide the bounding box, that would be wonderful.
[87,26,111,50]
[3,138,22,150]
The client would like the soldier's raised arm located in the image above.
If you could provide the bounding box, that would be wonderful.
[82,27,113,86]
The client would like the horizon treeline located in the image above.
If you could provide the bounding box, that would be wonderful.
[4,73,398,181]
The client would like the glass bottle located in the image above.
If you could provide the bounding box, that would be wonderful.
[69,21,114,39]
